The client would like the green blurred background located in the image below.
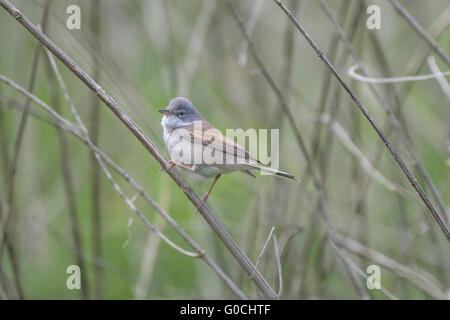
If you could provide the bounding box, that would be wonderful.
[0,0,449,299]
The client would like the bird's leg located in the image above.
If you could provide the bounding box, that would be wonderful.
[166,161,197,172]
[196,174,221,213]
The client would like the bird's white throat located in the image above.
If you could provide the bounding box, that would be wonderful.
[161,115,196,128]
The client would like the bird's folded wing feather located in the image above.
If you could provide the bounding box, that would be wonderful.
[186,123,261,165]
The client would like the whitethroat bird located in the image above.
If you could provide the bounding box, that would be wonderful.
[159,97,296,210]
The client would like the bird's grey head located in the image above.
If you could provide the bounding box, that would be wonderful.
[159,97,203,128]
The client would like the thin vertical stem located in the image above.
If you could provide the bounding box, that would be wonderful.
[272,0,450,241]
[89,0,102,300]
[0,2,50,299]
[44,55,90,299]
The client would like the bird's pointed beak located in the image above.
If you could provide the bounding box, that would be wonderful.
[158,109,171,116]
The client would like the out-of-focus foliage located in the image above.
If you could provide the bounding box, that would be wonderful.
[0,0,449,299]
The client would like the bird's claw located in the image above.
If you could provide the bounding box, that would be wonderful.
[159,161,176,174]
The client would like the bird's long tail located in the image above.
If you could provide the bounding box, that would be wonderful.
[247,164,297,181]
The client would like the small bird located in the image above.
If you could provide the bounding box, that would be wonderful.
[159,97,296,210]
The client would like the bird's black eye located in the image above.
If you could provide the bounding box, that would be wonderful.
[178,110,185,117]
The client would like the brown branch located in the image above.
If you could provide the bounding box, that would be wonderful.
[44,49,90,299]
[0,1,51,300]
[226,0,369,299]
[387,0,450,66]
[272,0,450,242]
[0,76,248,300]
[320,0,450,225]
[89,0,102,300]
[339,236,447,299]
[0,0,270,298]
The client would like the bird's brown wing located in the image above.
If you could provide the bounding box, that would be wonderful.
[185,122,261,165]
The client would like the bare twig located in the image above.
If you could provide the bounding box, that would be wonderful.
[273,231,283,297]
[134,177,171,299]
[226,0,369,299]
[45,49,200,260]
[427,56,450,99]
[387,0,450,66]
[0,267,16,299]
[89,0,102,300]
[0,99,9,181]
[0,2,51,300]
[330,240,398,300]
[251,227,275,278]
[238,0,264,66]
[0,7,47,263]
[309,0,352,165]
[319,114,415,198]
[0,74,248,300]
[178,0,217,95]
[0,0,275,298]
[348,65,450,84]
[339,236,448,299]
[44,49,89,299]
[272,0,450,241]
[250,227,283,298]
[399,5,450,100]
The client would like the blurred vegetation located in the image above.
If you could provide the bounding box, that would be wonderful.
[0,0,449,299]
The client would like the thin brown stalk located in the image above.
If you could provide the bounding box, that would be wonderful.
[292,2,364,299]
[339,236,447,299]
[251,227,275,278]
[4,238,24,300]
[0,7,47,261]
[428,56,450,99]
[387,0,450,66]
[45,49,200,260]
[226,0,369,299]
[134,177,171,300]
[330,239,398,300]
[0,2,50,300]
[399,6,450,99]
[310,0,352,164]
[44,52,89,299]
[0,99,9,180]
[178,0,217,96]
[0,74,248,300]
[89,0,102,300]
[0,0,272,298]
[320,1,449,236]
[237,0,264,66]
[0,266,16,299]
[2,0,271,297]
[369,30,450,224]
[272,0,450,241]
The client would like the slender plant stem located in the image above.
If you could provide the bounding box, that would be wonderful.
[0,0,276,298]
[321,0,450,225]
[89,0,102,300]
[339,236,447,299]
[387,0,450,66]
[272,0,450,242]
[0,2,51,300]
[226,0,369,299]
[44,52,90,299]
[0,72,249,300]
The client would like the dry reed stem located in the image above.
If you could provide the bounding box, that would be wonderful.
[44,49,90,299]
[89,0,103,299]
[0,2,52,300]
[272,0,450,241]
[387,0,450,66]
[0,72,248,300]
[0,0,274,298]
[227,0,369,299]
[339,236,447,299]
